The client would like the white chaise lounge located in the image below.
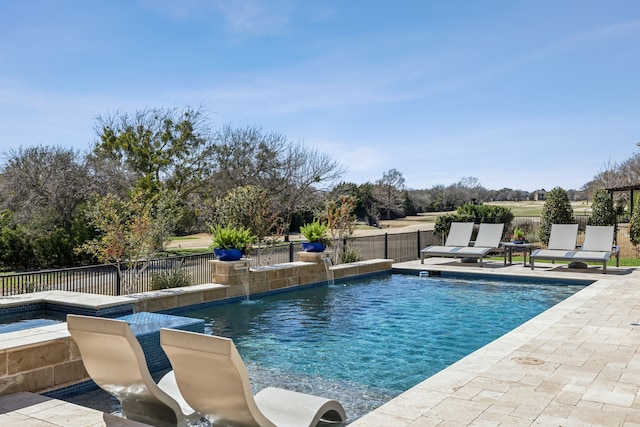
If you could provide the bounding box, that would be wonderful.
[160,328,347,427]
[421,222,504,267]
[452,223,505,267]
[67,315,198,427]
[531,224,619,274]
[530,224,578,272]
[420,222,474,264]
[571,225,620,273]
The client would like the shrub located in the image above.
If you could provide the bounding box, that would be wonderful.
[209,225,256,253]
[511,227,526,241]
[340,246,361,263]
[588,189,617,227]
[630,205,640,246]
[299,219,330,245]
[434,203,513,242]
[455,203,514,224]
[434,214,458,239]
[151,267,192,291]
[538,187,575,245]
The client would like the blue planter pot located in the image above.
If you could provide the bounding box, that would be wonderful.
[301,242,326,252]
[214,248,243,261]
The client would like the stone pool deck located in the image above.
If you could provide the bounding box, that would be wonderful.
[350,258,640,426]
[1,257,639,426]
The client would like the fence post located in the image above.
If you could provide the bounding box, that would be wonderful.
[289,242,294,262]
[384,233,388,259]
[417,230,421,258]
[115,265,121,296]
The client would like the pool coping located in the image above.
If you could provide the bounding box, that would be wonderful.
[348,258,640,426]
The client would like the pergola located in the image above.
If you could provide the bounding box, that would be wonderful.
[607,184,640,214]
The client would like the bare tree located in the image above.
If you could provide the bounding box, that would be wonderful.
[0,146,96,229]
[373,168,406,220]
[275,143,346,238]
[211,124,286,191]
[210,125,346,238]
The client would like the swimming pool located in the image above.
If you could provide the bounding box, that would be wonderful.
[180,273,587,421]
[65,272,588,423]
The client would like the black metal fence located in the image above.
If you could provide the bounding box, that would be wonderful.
[1,216,637,297]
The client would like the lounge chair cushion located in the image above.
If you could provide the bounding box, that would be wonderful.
[547,224,579,250]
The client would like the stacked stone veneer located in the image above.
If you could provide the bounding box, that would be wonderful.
[0,255,392,397]
[0,327,85,397]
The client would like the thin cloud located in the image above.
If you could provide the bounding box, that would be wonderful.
[211,0,295,36]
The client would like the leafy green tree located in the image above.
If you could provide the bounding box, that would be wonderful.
[210,185,281,246]
[538,187,575,245]
[0,211,37,270]
[78,190,157,294]
[325,195,357,263]
[329,182,378,226]
[588,189,617,229]
[0,147,106,268]
[94,107,215,233]
[402,190,417,216]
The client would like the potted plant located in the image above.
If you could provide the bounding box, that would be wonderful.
[209,225,257,261]
[299,219,330,252]
[511,227,526,244]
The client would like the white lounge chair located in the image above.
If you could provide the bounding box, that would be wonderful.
[452,223,505,267]
[420,222,474,264]
[570,225,619,273]
[421,222,504,267]
[160,328,347,427]
[530,224,579,272]
[67,315,198,427]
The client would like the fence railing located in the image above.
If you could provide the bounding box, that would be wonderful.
[1,216,637,297]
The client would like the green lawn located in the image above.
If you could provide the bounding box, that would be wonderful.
[484,201,591,217]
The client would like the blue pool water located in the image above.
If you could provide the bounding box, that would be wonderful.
[173,273,587,422]
[65,273,588,423]
[0,310,66,334]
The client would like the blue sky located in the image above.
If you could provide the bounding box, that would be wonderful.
[1,1,639,192]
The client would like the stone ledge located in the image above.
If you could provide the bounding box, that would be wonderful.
[0,259,393,396]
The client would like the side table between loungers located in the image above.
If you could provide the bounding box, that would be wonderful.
[501,242,536,267]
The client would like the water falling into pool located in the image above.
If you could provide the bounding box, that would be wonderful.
[322,256,335,287]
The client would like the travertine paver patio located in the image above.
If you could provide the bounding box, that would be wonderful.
[0,391,147,426]
[1,257,638,426]
[350,258,640,426]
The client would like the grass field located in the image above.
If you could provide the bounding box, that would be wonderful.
[485,200,592,217]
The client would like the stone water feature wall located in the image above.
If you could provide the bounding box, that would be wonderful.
[0,255,393,397]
